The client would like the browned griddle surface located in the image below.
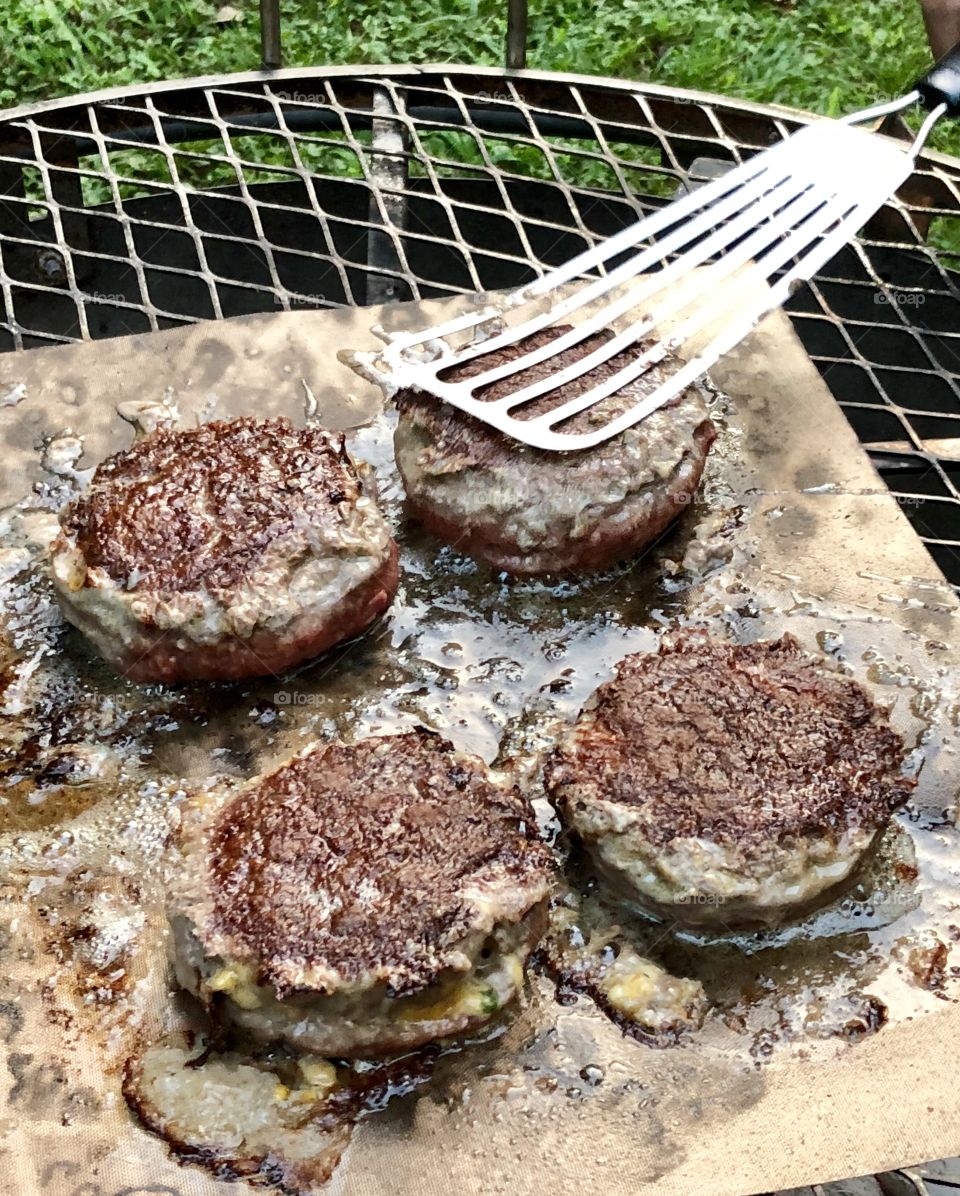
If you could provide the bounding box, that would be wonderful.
[0,297,957,1196]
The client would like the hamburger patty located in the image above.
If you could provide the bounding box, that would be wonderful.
[168,729,553,1056]
[394,326,716,576]
[544,633,916,928]
[50,416,398,683]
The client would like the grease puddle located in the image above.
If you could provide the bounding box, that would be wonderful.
[0,386,957,1193]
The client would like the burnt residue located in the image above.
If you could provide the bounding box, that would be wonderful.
[893,934,951,992]
[0,999,24,1044]
[5,1051,33,1102]
[5,1055,83,1113]
[34,870,150,1017]
[321,1044,441,1121]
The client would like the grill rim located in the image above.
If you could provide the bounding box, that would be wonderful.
[0,63,958,587]
[2,60,959,175]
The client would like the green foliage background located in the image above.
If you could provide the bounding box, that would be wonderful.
[0,0,939,120]
[3,1,958,244]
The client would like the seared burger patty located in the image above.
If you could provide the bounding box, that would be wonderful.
[168,729,553,1056]
[50,416,398,683]
[544,633,915,928]
[394,327,716,576]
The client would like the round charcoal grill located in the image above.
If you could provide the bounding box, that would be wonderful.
[1,65,960,585]
[1,68,960,1196]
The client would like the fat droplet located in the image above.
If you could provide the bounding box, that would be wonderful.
[1,382,27,408]
[817,629,843,655]
[116,394,180,438]
[578,1064,604,1086]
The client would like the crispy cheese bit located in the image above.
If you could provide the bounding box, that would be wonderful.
[205,966,238,993]
[604,969,662,1019]
[296,1058,337,1098]
[600,945,706,1026]
[273,1083,291,1103]
[205,963,263,1009]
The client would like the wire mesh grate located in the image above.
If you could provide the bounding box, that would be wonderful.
[0,66,958,584]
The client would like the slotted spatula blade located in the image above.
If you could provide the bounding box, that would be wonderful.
[367,46,960,451]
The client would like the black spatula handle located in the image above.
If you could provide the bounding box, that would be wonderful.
[917,42,960,114]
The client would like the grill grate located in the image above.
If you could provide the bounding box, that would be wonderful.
[0,66,958,584]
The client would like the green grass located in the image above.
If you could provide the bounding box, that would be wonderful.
[0,0,941,122]
[4,0,960,250]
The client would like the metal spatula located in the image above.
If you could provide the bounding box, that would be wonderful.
[372,47,960,451]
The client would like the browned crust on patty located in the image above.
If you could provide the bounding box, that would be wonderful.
[402,430,714,576]
[544,632,915,850]
[117,541,399,684]
[395,327,716,576]
[51,415,399,684]
[63,416,362,592]
[183,729,553,997]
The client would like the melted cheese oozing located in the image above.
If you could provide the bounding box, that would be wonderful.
[208,951,526,1025]
[396,977,499,1022]
[272,1058,339,1105]
[395,951,525,1023]
[297,1058,337,1093]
